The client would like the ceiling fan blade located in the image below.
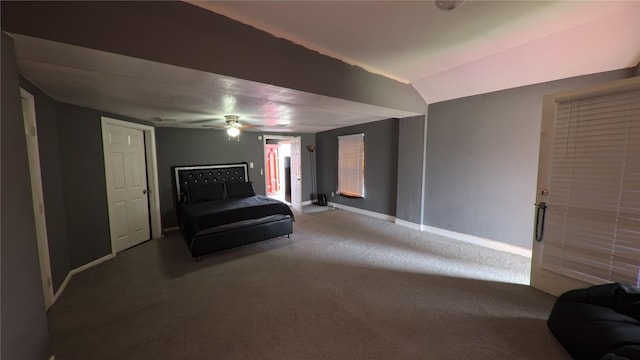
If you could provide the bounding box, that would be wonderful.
[200,124,226,129]
[184,118,219,124]
[235,122,260,129]
[174,115,261,130]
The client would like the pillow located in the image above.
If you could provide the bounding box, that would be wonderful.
[225,181,255,198]
[186,183,225,203]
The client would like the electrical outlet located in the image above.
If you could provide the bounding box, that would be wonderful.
[331,192,334,197]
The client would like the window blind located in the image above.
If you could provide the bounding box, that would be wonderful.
[542,88,640,286]
[338,134,364,198]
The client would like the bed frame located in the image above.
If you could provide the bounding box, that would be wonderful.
[173,163,293,260]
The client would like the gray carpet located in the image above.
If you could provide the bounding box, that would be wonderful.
[48,207,569,359]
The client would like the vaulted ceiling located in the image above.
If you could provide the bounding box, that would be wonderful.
[5,1,640,133]
[192,0,640,103]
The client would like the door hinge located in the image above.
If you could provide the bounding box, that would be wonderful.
[30,124,36,137]
[39,203,45,214]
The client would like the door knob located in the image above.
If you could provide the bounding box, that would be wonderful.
[143,189,150,195]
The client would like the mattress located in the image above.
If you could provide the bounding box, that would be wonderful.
[178,195,294,240]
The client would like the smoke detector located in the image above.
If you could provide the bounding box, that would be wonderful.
[435,1,466,11]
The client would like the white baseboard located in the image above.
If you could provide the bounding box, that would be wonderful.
[302,200,312,206]
[163,226,179,233]
[394,218,422,231]
[70,254,113,276]
[326,202,395,222]
[323,202,531,258]
[53,272,72,304]
[53,254,113,304]
[422,225,532,258]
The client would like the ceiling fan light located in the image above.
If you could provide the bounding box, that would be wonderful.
[227,127,240,137]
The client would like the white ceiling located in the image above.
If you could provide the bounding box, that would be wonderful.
[14,34,419,133]
[11,1,640,133]
[192,0,640,103]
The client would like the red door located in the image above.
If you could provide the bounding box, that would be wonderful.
[266,144,280,194]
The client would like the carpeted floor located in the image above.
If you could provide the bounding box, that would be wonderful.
[48,206,569,359]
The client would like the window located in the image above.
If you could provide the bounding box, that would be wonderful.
[338,133,364,198]
[542,86,640,286]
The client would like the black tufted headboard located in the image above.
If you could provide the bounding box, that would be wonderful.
[173,163,249,202]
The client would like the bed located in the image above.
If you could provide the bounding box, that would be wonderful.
[173,163,294,260]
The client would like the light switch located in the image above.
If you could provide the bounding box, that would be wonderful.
[249,162,254,168]
[260,168,264,176]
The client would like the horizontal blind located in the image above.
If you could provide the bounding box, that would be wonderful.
[338,134,364,197]
[542,88,640,286]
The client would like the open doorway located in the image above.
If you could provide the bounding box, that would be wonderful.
[263,134,302,210]
[265,138,291,203]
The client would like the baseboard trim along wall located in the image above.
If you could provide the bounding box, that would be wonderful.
[333,205,531,258]
[394,218,422,231]
[53,253,113,304]
[326,202,395,222]
[422,225,532,258]
[163,226,179,233]
[54,273,72,304]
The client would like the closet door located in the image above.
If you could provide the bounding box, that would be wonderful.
[102,123,151,253]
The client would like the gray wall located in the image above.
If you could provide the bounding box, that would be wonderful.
[20,76,71,292]
[1,31,50,360]
[56,104,152,268]
[56,103,112,268]
[156,127,315,228]
[11,77,157,284]
[424,69,637,249]
[396,115,427,224]
[316,118,399,216]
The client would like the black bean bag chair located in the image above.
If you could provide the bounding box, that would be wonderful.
[547,283,640,360]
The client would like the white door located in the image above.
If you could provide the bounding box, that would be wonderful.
[20,89,54,309]
[103,123,150,253]
[290,136,302,211]
[531,77,640,296]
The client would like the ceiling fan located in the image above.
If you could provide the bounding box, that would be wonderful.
[182,115,254,138]
[194,114,257,138]
[221,115,242,138]
[155,114,260,138]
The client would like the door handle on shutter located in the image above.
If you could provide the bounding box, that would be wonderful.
[534,202,547,242]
